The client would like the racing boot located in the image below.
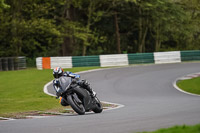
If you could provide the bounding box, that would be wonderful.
[87,87,96,98]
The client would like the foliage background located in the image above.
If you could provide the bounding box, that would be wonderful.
[0,0,199,66]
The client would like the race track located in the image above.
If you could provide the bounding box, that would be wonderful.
[1,63,200,133]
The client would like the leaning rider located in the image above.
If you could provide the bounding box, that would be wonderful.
[52,67,96,106]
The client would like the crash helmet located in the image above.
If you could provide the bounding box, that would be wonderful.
[53,67,64,78]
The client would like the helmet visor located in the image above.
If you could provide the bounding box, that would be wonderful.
[53,72,62,78]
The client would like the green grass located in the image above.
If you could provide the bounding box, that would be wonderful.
[140,124,200,133]
[177,77,200,95]
[0,67,100,117]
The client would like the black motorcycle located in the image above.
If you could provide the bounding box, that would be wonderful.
[53,76,103,115]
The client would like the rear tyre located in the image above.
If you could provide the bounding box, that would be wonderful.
[67,95,85,115]
[93,97,103,113]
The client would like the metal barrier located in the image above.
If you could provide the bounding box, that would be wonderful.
[0,57,26,71]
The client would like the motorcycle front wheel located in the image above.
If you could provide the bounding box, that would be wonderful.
[92,97,103,113]
[67,95,85,115]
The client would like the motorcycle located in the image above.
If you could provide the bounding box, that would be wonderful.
[53,76,103,115]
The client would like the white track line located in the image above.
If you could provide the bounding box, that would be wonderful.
[101,101,125,111]
[173,72,200,97]
[0,117,15,121]
[43,80,55,97]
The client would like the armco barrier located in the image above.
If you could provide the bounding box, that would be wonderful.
[72,56,100,67]
[181,50,200,61]
[128,53,154,64]
[36,50,200,69]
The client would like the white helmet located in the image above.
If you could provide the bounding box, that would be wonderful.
[53,67,63,78]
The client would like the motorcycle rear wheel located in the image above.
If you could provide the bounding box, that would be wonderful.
[67,95,85,115]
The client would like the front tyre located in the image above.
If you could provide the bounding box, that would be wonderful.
[67,95,85,115]
[93,97,103,113]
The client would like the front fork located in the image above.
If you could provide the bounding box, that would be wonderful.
[59,93,82,106]
[71,93,82,104]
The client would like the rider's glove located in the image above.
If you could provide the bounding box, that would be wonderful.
[71,78,77,84]
[53,79,59,85]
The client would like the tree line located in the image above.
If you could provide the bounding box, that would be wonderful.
[0,0,199,62]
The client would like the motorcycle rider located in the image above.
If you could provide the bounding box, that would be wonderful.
[52,67,96,106]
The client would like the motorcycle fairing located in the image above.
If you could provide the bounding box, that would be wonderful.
[59,76,72,91]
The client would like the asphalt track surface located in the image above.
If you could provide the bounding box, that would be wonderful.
[1,63,200,133]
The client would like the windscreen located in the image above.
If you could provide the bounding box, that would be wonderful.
[59,76,72,91]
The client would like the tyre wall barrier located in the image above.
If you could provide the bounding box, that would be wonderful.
[181,50,200,61]
[154,51,181,64]
[0,57,26,71]
[36,57,72,70]
[128,53,154,64]
[72,56,100,67]
[100,54,128,67]
[36,50,200,69]
[51,57,72,69]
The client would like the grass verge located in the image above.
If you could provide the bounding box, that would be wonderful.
[177,77,200,95]
[139,124,200,133]
[0,67,101,117]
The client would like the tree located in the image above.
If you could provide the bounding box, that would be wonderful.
[0,0,63,58]
[176,0,200,50]
[0,0,10,9]
[144,0,185,52]
[81,0,105,56]
[0,0,199,62]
